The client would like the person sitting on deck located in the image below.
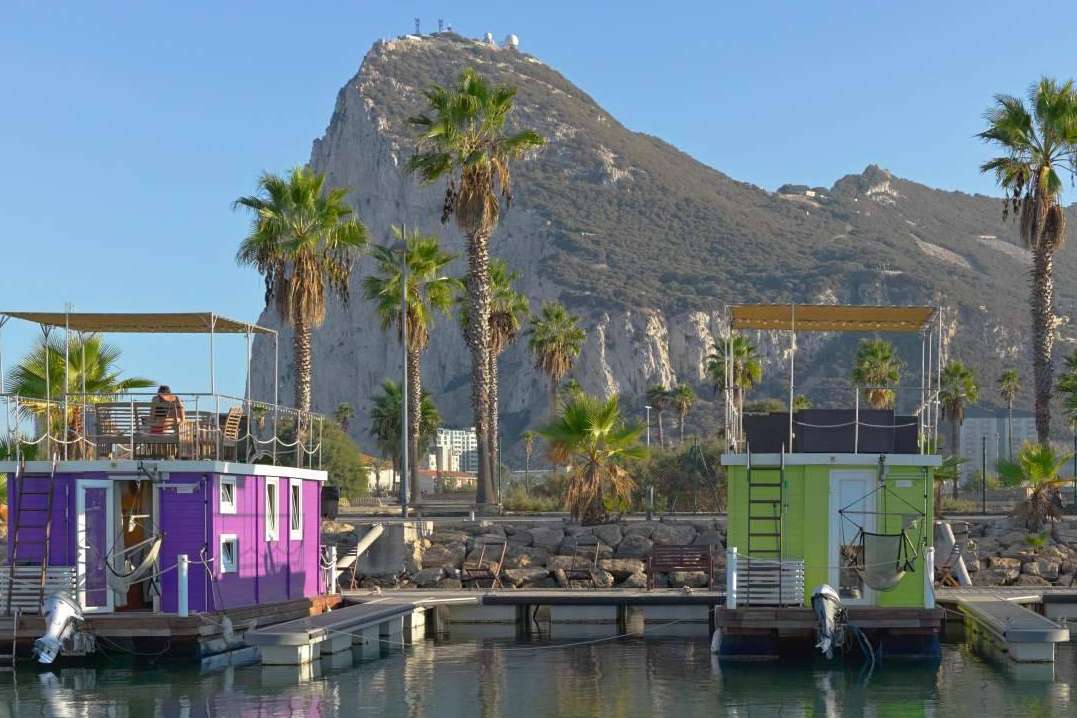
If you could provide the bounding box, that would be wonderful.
[148,384,186,433]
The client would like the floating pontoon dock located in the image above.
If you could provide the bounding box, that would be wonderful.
[247,589,726,665]
[936,587,1071,663]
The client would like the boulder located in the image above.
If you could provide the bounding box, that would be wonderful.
[692,530,725,548]
[422,542,467,568]
[436,577,463,589]
[618,572,648,589]
[552,568,569,588]
[470,533,510,549]
[669,571,709,588]
[615,533,654,558]
[557,538,613,559]
[507,529,534,546]
[501,567,550,588]
[599,558,646,580]
[1014,574,1052,586]
[997,530,1027,547]
[591,524,623,547]
[650,573,671,588]
[1055,573,1074,586]
[987,556,1021,572]
[547,554,595,571]
[523,576,559,589]
[591,569,615,589]
[1030,558,1061,581]
[411,567,445,588]
[500,545,551,569]
[652,524,697,546]
[971,568,1009,586]
[530,527,566,552]
[623,523,661,538]
[430,530,469,545]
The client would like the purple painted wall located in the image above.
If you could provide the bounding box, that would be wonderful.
[5,466,323,613]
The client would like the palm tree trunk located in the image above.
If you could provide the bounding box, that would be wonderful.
[465,229,495,508]
[293,315,312,413]
[488,350,500,499]
[548,379,558,417]
[407,345,422,507]
[951,418,961,500]
[657,412,664,448]
[1007,399,1014,459]
[680,410,686,444]
[1031,248,1056,443]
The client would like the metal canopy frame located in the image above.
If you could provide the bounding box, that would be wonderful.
[723,303,942,454]
[0,309,282,462]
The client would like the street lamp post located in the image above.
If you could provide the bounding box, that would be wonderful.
[645,405,652,448]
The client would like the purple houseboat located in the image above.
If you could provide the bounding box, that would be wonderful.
[0,311,335,662]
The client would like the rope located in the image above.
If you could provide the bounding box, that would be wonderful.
[792,419,920,430]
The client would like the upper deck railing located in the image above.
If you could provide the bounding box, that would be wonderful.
[0,391,324,469]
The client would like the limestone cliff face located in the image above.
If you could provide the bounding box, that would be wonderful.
[250,33,1077,457]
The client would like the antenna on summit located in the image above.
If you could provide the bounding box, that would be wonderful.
[438,18,444,32]
[414,18,420,35]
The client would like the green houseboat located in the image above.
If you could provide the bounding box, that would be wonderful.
[717,304,945,660]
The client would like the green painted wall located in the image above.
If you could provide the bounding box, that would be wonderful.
[726,457,934,607]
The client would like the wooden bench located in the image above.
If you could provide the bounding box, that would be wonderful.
[462,542,507,589]
[647,545,715,590]
[94,402,138,458]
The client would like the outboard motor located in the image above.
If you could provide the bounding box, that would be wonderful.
[34,592,82,664]
[811,584,845,659]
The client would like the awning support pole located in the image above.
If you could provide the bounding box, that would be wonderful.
[788,305,796,452]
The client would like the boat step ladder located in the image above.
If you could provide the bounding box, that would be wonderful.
[745,446,786,605]
[6,456,59,615]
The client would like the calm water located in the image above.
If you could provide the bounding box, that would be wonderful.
[0,635,1073,717]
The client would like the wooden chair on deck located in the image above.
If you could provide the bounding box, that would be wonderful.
[220,407,246,461]
[564,543,602,588]
[94,403,137,458]
[462,542,507,589]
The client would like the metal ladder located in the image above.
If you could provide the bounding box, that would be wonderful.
[0,608,20,670]
[745,446,784,605]
[6,456,58,615]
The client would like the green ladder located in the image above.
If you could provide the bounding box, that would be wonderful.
[745,448,784,605]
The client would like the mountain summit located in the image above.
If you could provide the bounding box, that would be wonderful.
[252,32,1077,452]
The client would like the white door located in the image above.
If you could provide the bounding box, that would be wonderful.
[829,471,874,605]
[76,480,115,613]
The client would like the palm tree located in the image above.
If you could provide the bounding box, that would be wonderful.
[407,68,545,509]
[363,227,459,505]
[998,369,1021,459]
[6,333,153,456]
[461,259,530,481]
[234,167,368,413]
[538,393,647,524]
[792,394,813,411]
[670,383,696,444]
[979,78,1077,443]
[368,379,441,493]
[643,385,668,447]
[334,402,355,432]
[527,301,586,415]
[940,361,979,499]
[850,338,902,409]
[998,442,1072,531]
[706,334,763,420]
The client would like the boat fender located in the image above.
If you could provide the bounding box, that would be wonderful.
[710,628,721,654]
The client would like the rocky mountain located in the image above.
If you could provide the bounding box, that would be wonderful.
[250,32,1077,459]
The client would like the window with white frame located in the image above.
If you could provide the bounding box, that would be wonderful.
[289,480,303,540]
[219,533,238,574]
[219,477,237,514]
[265,478,279,542]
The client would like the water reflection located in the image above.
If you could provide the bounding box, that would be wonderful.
[0,640,1073,717]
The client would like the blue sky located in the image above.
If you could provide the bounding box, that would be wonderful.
[1,0,1074,398]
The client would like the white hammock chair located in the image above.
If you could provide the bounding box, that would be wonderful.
[106,533,164,594]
